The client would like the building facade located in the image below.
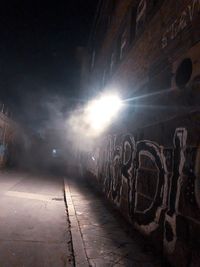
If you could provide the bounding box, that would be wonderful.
[0,104,15,168]
[82,1,200,266]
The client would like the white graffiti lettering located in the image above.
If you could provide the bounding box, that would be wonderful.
[83,127,193,255]
[162,0,200,48]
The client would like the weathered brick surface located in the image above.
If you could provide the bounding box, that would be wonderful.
[83,1,200,266]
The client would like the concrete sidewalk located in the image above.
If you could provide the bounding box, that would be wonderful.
[64,178,164,267]
[0,171,74,267]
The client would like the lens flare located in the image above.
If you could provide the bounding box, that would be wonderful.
[84,93,122,135]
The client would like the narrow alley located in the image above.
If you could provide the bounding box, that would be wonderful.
[0,0,200,266]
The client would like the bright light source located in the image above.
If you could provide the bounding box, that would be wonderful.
[52,149,57,157]
[84,93,122,135]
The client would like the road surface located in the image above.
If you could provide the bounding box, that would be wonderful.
[0,171,73,267]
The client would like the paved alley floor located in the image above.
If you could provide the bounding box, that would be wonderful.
[64,178,164,267]
[0,171,74,267]
[0,171,166,267]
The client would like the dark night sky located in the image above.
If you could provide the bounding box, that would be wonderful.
[0,0,98,129]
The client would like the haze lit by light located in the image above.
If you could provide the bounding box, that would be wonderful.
[84,93,122,135]
[67,93,123,146]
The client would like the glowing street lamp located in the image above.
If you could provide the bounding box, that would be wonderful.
[84,93,122,135]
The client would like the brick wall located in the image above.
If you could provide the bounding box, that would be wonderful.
[83,1,200,265]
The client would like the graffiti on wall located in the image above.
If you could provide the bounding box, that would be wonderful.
[86,127,199,254]
[162,0,200,48]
